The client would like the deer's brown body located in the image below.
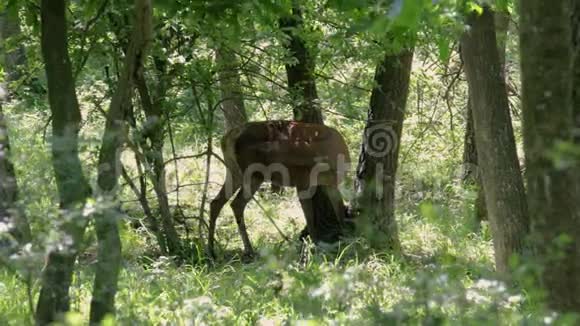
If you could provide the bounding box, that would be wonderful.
[208,120,350,258]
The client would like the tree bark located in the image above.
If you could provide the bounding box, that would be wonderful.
[135,69,182,257]
[216,45,248,131]
[570,2,580,313]
[495,12,510,74]
[573,0,580,135]
[355,50,413,251]
[0,103,31,242]
[0,103,31,245]
[121,158,167,253]
[89,0,153,322]
[279,7,323,124]
[462,6,529,276]
[0,7,27,82]
[107,11,181,257]
[36,0,92,323]
[462,11,509,228]
[520,0,580,312]
[462,95,487,227]
[0,5,31,246]
[279,5,344,243]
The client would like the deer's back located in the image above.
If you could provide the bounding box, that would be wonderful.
[230,120,349,168]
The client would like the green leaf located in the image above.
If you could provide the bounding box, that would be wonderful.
[327,0,369,12]
[437,37,451,62]
[368,16,391,36]
[0,0,17,12]
[64,312,84,326]
[466,1,483,15]
[495,0,509,12]
[420,201,439,221]
[392,0,427,30]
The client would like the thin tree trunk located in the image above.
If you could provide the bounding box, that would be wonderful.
[108,13,179,256]
[135,70,182,256]
[216,45,248,131]
[120,163,166,254]
[574,0,580,132]
[570,2,580,314]
[89,0,152,322]
[215,44,267,197]
[0,104,31,245]
[0,8,27,82]
[0,97,31,246]
[91,0,152,321]
[520,0,580,312]
[462,95,487,227]
[355,50,414,251]
[36,0,92,323]
[279,5,344,243]
[0,6,31,246]
[279,7,323,124]
[462,6,529,276]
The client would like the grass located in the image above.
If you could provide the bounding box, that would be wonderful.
[0,190,559,325]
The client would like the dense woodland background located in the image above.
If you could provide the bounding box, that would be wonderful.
[1,0,580,324]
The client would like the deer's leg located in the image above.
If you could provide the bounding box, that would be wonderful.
[231,177,262,259]
[208,174,239,258]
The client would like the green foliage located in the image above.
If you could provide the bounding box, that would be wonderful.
[392,0,430,31]
[0,194,562,324]
[460,0,513,14]
[0,0,18,12]
[495,0,510,12]
[466,1,484,15]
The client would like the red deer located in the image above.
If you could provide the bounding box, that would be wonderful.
[208,120,350,259]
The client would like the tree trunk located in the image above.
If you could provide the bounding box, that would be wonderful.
[120,162,167,253]
[574,0,580,132]
[107,11,180,257]
[279,7,323,124]
[462,11,509,228]
[279,6,344,243]
[0,103,31,245]
[90,0,153,322]
[36,0,92,323]
[216,45,248,131]
[0,8,27,82]
[495,12,509,74]
[570,2,580,313]
[0,5,31,246]
[355,50,413,251]
[462,95,487,227]
[135,70,182,256]
[520,0,580,312]
[461,6,529,276]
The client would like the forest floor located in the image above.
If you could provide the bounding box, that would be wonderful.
[1,188,545,325]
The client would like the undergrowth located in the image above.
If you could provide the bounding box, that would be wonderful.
[0,88,571,325]
[0,189,562,325]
